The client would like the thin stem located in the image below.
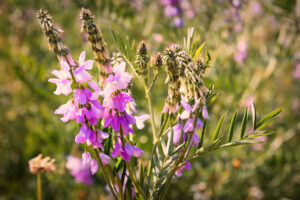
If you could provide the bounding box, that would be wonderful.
[144,84,158,142]
[160,107,201,199]
[37,173,42,200]
[149,71,158,93]
[93,149,119,200]
[126,162,147,200]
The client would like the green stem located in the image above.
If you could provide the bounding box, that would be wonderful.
[93,149,119,200]
[37,173,42,200]
[159,107,201,199]
[126,162,147,200]
[144,84,158,141]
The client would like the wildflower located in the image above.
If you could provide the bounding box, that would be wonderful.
[175,161,191,177]
[82,152,98,175]
[66,155,93,185]
[111,140,144,162]
[234,40,248,64]
[54,100,77,122]
[28,154,56,174]
[135,114,150,129]
[74,51,94,83]
[48,67,72,96]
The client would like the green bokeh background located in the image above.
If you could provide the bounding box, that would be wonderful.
[0,0,299,199]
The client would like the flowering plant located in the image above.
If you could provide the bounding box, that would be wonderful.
[37,8,280,200]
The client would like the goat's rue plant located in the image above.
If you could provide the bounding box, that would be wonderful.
[37,8,281,200]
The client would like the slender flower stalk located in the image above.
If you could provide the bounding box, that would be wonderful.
[37,173,42,200]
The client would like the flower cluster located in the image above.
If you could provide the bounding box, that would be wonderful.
[38,9,148,177]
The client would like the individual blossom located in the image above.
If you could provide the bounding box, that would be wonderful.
[54,100,77,122]
[82,152,98,175]
[175,161,191,177]
[66,155,93,185]
[28,154,56,174]
[73,51,94,83]
[48,61,72,96]
[135,114,150,129]
[111,140,145,162]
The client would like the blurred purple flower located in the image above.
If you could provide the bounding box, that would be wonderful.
[164,6,180,17]
[293,61,300,79]
[66,155,93,185]
[161,0,181,5]
[252,135,267,151]
[234,40,248,64]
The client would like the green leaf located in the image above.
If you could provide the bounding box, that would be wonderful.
[251,103,257,130]
[138,162,145,187]
[240,107,248,139]
[255,108,281,130]
[167,128,173,155]
[228,109,238,142]
[211,113,226,142]
[219,139,264,149]
[104,134,112,155]
[205,50,211,65]
[114,157,123,172]
[193,42,205,60]
[245,130,275,139]
[198,120,206,148]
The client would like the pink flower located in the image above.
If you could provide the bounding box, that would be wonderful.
[54,100,77,122]
[88,81,102,100]
[175,161,191,177]
[48,66,72,96]
[111,140,144,162]
[99,153,111,165]
[66,155,93,185]
[135,114,150,129]
[81,152,98,175]
[74,51,94,83]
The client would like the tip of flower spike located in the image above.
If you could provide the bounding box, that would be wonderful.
[36,9,53,30]
[137,41,148,55]
[80,8,94,20]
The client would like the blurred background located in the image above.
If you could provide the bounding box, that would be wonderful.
[0,0,299,199]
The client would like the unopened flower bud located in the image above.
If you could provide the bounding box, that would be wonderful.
[135,41,149,77]
[151,53,163,72]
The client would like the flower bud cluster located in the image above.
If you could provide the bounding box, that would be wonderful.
[151,52,163,72]
[135,41,149,77]
[162,44,210,176]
